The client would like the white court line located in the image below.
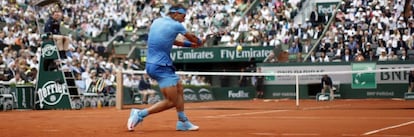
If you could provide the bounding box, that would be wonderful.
[209,116,414,120]
[341,134,359,136]
[204,104,349,118]
[249,133,320,136]
[368,135,414,137]
[362,120,414,135]
[205,110,288,118]
[249,132,276,136]
[301,104,351,110]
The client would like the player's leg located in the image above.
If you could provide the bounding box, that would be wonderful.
[62,36,70,59]
[175,82,199,131]
[329,86,334,100]
[128,64,181,131]
[259,91,264,99]
[63,36,70,51]
[255,88,260,99]
[409,82,414,93]
[52,35,63,50]
[258,85,265,98]
[52,35,66,59]
[175,82,184,113]
[321,86,326,94]
[128,85,178,131]
[147,86,178,113]
[255,91,261,99]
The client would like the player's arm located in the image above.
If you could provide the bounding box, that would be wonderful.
[174,40,199,48]
[182,33,205,48]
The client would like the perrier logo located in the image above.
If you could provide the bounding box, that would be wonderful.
[42,44,57,57]
[37,81,69,108]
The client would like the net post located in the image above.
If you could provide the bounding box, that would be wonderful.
[295,74,299,109]
[116,70,123,110]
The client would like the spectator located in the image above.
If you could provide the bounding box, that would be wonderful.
[378,50,388,61]
[83,69,97,92]
[1,72,24,85]
[138,74,156,104]
[318,52,330,62]
[302,39,312,54]
[320,74,334,101]
[387,51,399,61]
[75,73,86,94]
[308,51,318,63]
[354,52,365,62]
[362,43,373,58]
[102,70,116,95]
[226,38,237,47]
[336,9,345,23]
[376,42,387,56]
[0,55,6,81]
[263,51,277,63]
[366,50,378,61]
[310,7,319,27]
[123,74,139,99]
[0,31,8,51]
[341,49,353,62]
[399,50,409,60]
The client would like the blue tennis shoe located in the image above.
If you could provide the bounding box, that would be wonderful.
[176,121,199,131]
[127,109,144,131]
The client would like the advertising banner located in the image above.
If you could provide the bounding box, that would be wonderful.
[352,63,376,89]
[212,87,255,100]
[316,2,339,16]
[261,64,350,85]
[35,41,72,109]
[183,87,215,102]
[261,63,414,85]
[138,46,274,63]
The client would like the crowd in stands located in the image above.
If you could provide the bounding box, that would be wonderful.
[0,0,146,91]
[206,0,305,47]
[0,0,413,92]
[307,0,414,63]
[0,0,256,89]
[291,0,414,63]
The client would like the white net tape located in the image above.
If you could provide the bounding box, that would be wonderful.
[121,67,414,107]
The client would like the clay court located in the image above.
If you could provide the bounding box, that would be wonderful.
[1,99,414,137]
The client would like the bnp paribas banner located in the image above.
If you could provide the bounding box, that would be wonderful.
[261,63,414,85]
[261,64,351,85]
[351,63,376,89]
[171,46,274,63]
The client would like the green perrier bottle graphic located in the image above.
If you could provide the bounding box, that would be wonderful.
[352,63,377,89]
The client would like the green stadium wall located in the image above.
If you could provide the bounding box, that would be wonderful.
[259,61,414,99]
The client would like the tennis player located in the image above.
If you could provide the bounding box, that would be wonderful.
[127,4,204,131]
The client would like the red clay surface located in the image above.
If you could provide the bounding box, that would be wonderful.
[1,99,414,137]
